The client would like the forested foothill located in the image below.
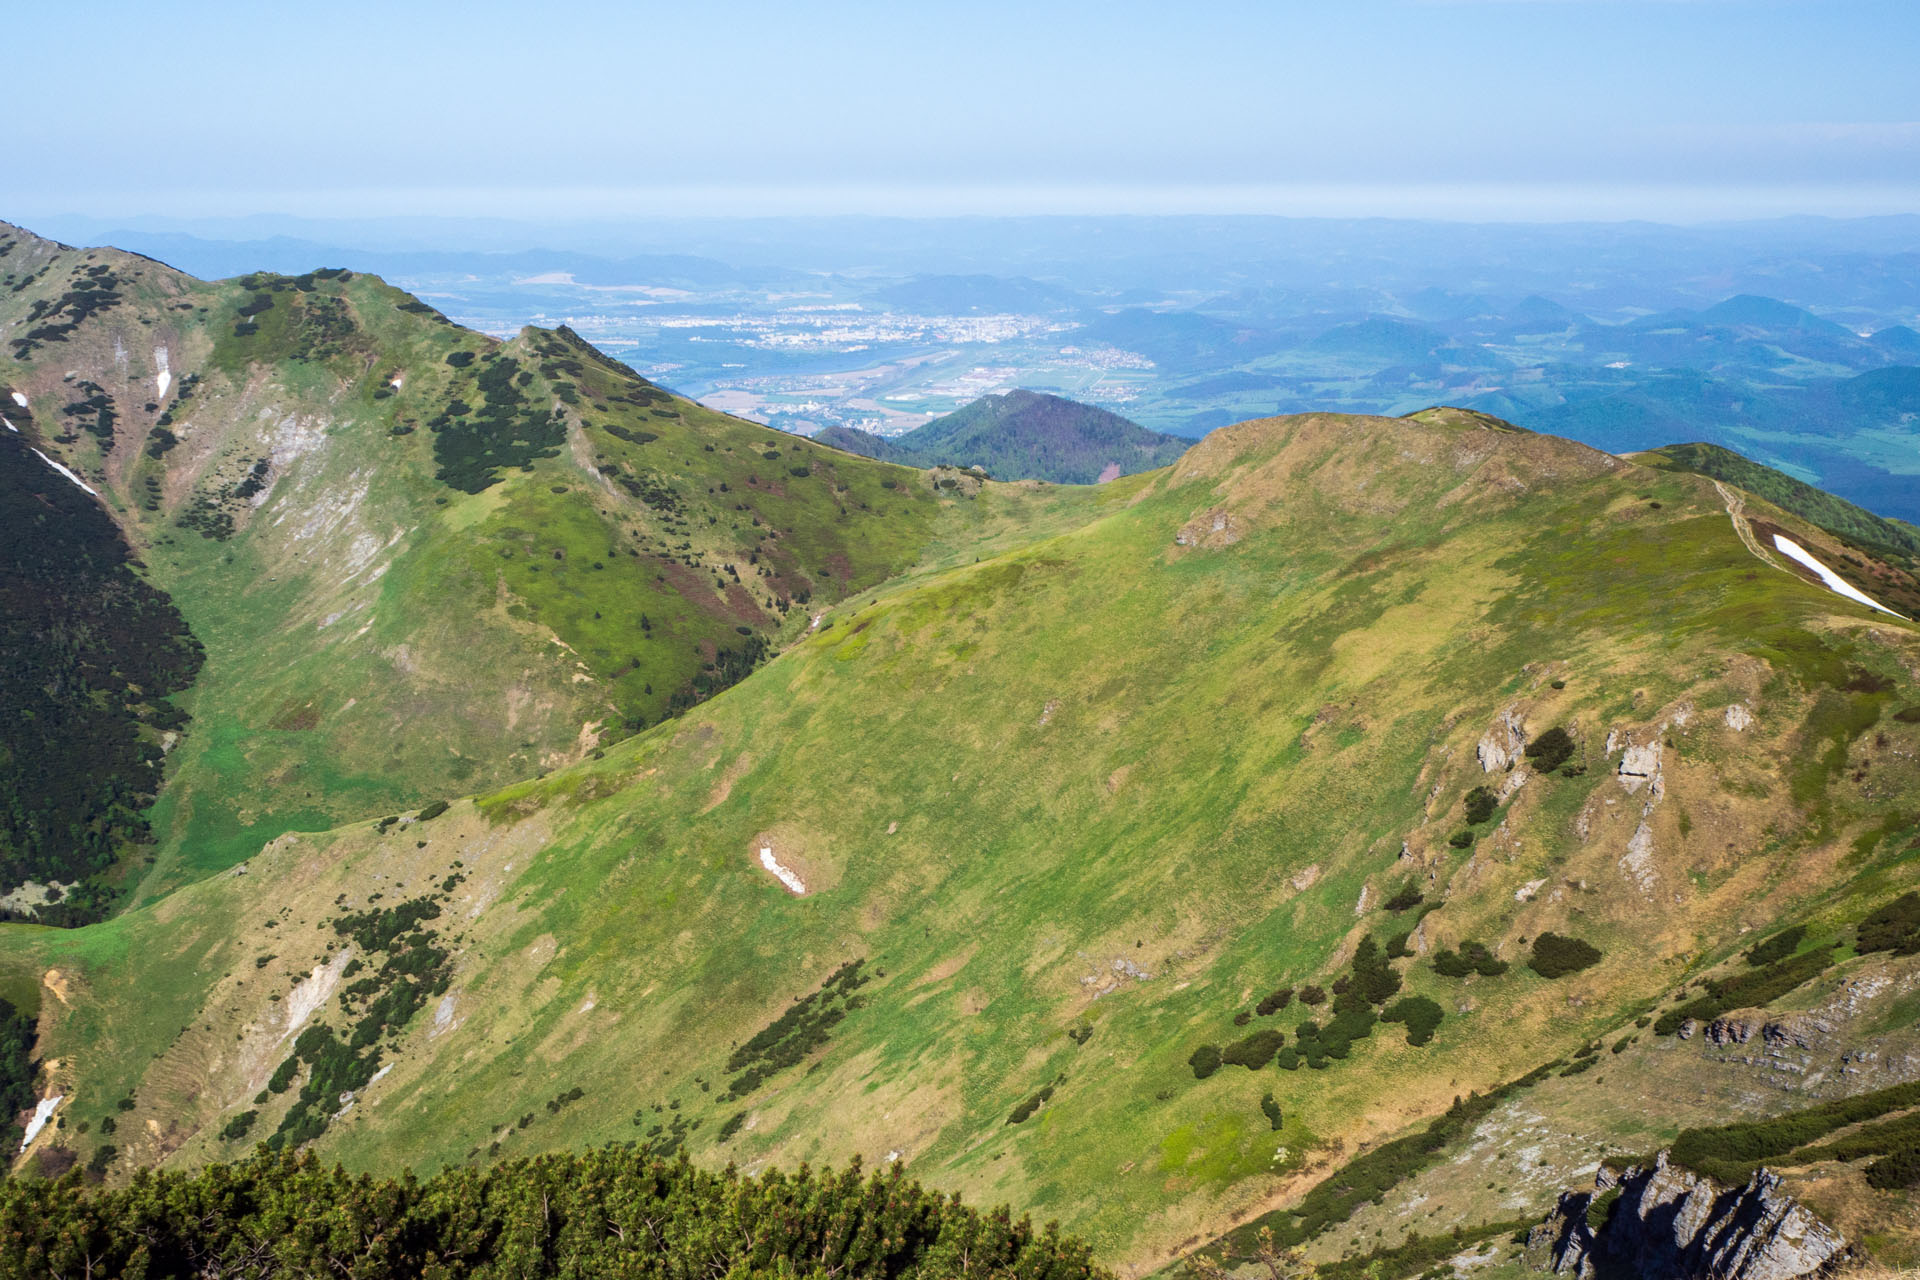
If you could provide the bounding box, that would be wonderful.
[0,432,201,918]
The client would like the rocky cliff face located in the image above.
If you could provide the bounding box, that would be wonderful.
[1526,1152,1847,1279]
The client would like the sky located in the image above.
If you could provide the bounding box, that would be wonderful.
[9,0,1920,223]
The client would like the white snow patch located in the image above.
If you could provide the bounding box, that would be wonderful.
[31,449,96,496]
[10,391,27,408]
[1773,534,1904,618]
[2,417,15,433]
[759,846,807,895]
[282,948,354,1041]
[20,1096,60,1150]
[154,346,171,400]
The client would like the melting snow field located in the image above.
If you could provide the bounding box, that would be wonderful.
[760,847,807,894]
[154,346,171,400]
[1773,534,1904,618]
[8,391,25,408]
[2,417,15,433]
[31,449,97,496]
[20,1096,60,1150]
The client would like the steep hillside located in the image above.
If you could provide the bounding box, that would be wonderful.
[7,409,1916,1272]
[816,389,1190,484]
[0,222,1107,907]
[1636,441,1920,618]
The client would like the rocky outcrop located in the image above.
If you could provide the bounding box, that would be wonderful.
[1526,1152,1846,1279]
[1617,741,1663,796]
[1478,707,1530,772]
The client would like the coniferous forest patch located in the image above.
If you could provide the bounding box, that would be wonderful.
[0,434,202,915]
[430,355,567,493]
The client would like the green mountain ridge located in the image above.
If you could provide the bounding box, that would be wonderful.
[4,221,1920,1275]
[815,389,1190,484]
[0,221,1106,910]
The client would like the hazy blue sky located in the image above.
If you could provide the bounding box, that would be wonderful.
[10,0,1920,221]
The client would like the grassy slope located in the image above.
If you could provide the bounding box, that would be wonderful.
[1635,440,1920,618]
[6,411,1917,1272]
[1634,442,1920,560]
[0,225,1106,899]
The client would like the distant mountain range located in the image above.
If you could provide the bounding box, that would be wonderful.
[815,389,1189,484]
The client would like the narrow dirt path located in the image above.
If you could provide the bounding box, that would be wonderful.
[1713,480,1789,575]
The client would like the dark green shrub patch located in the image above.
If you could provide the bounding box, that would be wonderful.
[1669,1080,1920,1183]
[1528,933,1602,978]
[1311,1219,1535,1280]
[1525,726,1576,773]
[1448,829,1476,849]
[0,1149,1107,1280]
[1006,1083,1056,1124]
[1260,1094,1283,1131]
[1654,943,1837,1035]
[432,357,567,493]
[1325,1008,1376,1044]
[0,434,204,904]
[1743,925,1807,967]
[725,960,869,1098]
[1211,1063,1560,1254]
[1346,935,1401,1006]
[1383,883,1425,912]
[0,999,35,1151]
[1255,986,1293,1016]
[10,265,125,357]
[1297,984,1326,1006]
[254,893,458,1147]
[1867,1148,1920,1190]
[1221,1029,1287,1071]
[1385,931,1414,960]
[1462,787,1497,825]
[1858,892,1920,955]
[1381,996,1444,1046]
[603,422,658,446]
[1433,941,1508,978]
[415,799,450,822]
[218,1111,257,1142]
[1188,1044,1222,1079]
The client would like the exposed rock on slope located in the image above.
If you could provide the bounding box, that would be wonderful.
[1527,1153,1848,1280]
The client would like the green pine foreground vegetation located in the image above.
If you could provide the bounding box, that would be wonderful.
[2,221,1920,1276]
[0,1149,1104,1280]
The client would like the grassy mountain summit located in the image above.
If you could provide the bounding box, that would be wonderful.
[816,389,1190,484]
[0,221,1104,909]
[5,391,1916,1270]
